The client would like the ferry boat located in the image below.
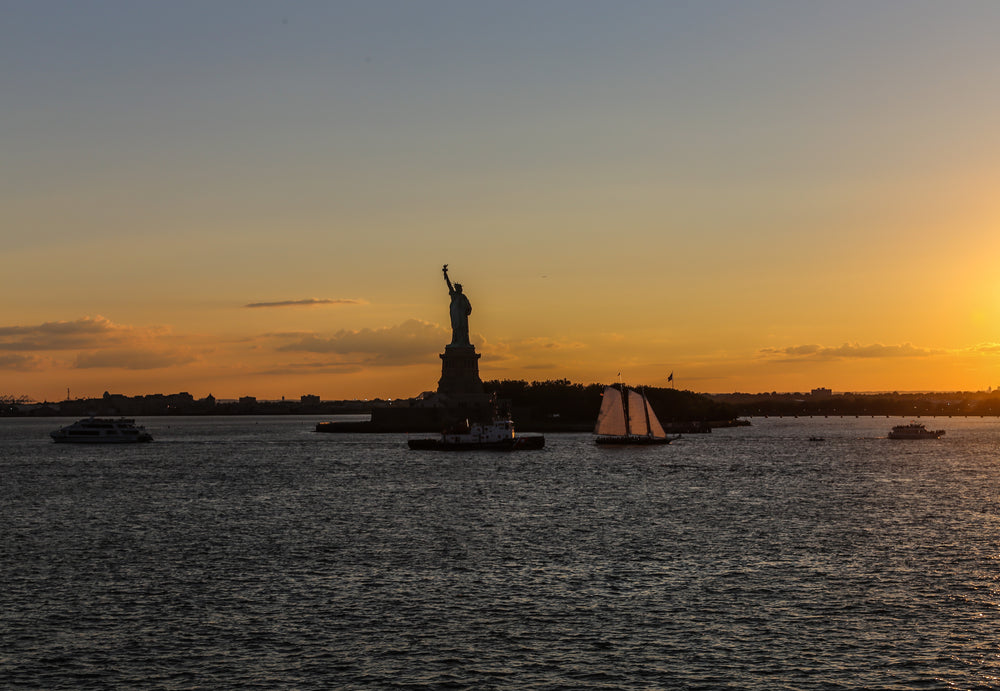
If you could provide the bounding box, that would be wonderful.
[51,417,154,443]
[887,422,945,440]
[407,418,544,451]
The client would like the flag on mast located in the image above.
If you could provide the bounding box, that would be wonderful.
[668,372,674,383]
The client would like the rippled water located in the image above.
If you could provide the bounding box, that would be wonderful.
[3,415,1000,689]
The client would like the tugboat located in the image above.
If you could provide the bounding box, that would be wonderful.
[887,422,945,440]
[51,417,154,443]
[407,417,544,451]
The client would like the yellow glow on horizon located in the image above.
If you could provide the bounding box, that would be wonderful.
[6,5,1000,400]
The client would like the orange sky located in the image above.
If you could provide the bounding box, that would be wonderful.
[4,3,1000,401]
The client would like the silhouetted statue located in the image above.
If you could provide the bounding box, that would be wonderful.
[442,264,472,347]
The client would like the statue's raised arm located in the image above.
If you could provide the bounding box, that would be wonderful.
[443,264,454,294]
[442,264,472,347]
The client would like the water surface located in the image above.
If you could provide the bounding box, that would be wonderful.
[3,415,1000,688]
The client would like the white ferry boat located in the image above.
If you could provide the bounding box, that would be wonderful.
[887,422,944,440]
[50,417,154,443]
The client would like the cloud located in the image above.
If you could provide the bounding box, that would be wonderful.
[760,342,940,361]
[74,349,198,370]
[0,353,47,371]
[254,362,366,376]
[965,342,1000,355]
[244,298,366,309]
[277,319,450,366]
[261,331,315,339]
[0,316,143,351]
[0,316,198,371]
[475,336,585,367]
[519,337,587,351]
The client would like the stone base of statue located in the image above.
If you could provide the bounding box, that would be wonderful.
[438,345,483,395]
[437,344,493,421]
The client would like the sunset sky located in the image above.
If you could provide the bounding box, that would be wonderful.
[5,1,1000,401]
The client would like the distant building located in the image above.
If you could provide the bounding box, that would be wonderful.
[810,387,833,399]
[300,395,320,405]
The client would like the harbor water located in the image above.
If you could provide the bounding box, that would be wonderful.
[3,415,1000,689]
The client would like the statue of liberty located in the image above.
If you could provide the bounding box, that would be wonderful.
[442,264,472,347]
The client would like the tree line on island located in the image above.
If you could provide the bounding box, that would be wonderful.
[711,390,1000,418]
[6,382,1000,423]
[488,383,1000,423]
[484,379,738,431]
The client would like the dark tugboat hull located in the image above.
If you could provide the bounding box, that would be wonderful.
[407,435,544,451]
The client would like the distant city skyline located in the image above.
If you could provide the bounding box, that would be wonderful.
[4,2,1000,401]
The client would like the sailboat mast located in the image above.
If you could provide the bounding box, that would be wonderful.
[641,387,652,438]
[621,383,630,437]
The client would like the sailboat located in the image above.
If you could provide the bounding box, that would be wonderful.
[594,385,680,445]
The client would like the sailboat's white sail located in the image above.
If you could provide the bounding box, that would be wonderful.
[595,386,628,436]
[644,396,667,439]
[627,389,649,436]
[595,384,676,444]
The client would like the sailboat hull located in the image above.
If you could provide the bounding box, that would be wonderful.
[595,435,677,445]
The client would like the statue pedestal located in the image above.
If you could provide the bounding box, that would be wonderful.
[438,345,484,395]
[438,345,492,421]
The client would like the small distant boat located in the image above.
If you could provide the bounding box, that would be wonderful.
[50,417,153,443]
[407,418,544,451]
[887,422,945,440]
[594,385,680,445]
